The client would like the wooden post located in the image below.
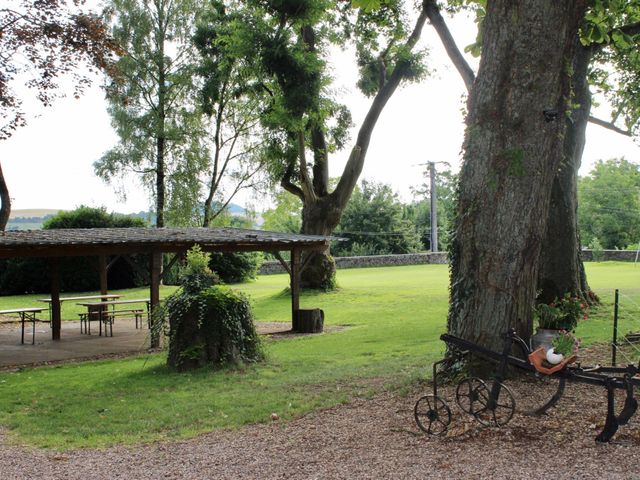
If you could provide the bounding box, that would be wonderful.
[98,254,108,296]
[291,248,301,331]
[150,250,162,348]
[50,258,61,341]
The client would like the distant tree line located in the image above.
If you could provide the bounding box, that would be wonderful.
[261,158,640,258]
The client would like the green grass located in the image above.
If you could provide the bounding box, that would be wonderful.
[0,262,638,449]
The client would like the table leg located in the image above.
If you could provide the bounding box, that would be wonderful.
[20,312,25,345]
[31,313,35,345]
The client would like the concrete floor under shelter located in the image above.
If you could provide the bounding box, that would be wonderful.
[0,318,292,369]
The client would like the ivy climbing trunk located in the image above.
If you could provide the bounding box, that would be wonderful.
[447,0,588,354]
[538,44,594,305]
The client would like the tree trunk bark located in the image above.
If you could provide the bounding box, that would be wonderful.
[537,44,596,305]
[0,161,10,231]
[425,0,596,308]
[447,0,587,354]
[300,196,342,289]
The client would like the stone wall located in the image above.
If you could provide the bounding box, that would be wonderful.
[259,249,638,275]
[259,252,448,275]
[581,249,640,262]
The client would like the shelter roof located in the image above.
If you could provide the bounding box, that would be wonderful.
[0,227,333,258]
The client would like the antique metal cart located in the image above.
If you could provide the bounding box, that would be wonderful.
[414,329,640,442]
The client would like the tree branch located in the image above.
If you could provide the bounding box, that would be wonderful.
[425,0,475,93]
[617,21,640,38]
[588,115,631,136]
[297,130,317,203]
[333,2,429,208]
[281,157,305,201]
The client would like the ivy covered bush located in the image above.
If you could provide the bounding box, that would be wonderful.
[161,246,263,372]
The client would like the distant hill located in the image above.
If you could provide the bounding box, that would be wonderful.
[5,203,249,230]
[9,209,61,219]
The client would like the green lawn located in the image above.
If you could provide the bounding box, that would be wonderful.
[0,262,637,449]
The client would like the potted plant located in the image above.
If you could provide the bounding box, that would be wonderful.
[532,293,588,350]
[546,330,580,365]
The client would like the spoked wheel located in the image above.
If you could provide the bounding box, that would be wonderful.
[455,377,488,416]
[414,394,452,436]
[472,381,516,427]
[503,371,565,416]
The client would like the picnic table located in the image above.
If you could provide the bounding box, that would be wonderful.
[0,307,48,344]
[77,299,151,336]
[39,294,122,321]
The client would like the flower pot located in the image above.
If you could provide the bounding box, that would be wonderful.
[531,328,560,351]
[546,348,564,365]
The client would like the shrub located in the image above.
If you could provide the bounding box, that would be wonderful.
[589,238,605,262]
[208,251,263,284]
[161,246,262,371]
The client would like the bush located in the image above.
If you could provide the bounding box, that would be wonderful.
[162,246,263,371]
[208,252,263,283]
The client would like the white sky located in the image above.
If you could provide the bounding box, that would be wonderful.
[0,7,638,214]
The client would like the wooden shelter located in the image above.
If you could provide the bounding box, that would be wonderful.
[0,227,334,346]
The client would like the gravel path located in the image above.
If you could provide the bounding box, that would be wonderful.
[2,378,640,479]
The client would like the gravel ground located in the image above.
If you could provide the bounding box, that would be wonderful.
[2,341,640,479]
[2,375,640,479]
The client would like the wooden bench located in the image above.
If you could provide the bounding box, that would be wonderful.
[79,309,146,336]
[0,307,48,344]
[78,299,150,337]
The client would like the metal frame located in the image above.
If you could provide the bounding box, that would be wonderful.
[418,329,640,442]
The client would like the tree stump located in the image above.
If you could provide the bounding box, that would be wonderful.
[293,308,324,333]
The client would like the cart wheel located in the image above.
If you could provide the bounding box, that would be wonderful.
[414,394,451,436]
[472,381,516,427]
[455,377,488,416]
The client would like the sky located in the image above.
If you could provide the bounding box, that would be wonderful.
[1,5,638,215]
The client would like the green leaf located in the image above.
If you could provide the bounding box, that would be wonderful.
[352,0,382,11]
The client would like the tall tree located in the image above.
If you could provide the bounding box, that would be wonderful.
[578,158,640,249]
[247,0,430,288]
[96,0,207,228]
[0,0,119,230]
[427,0,640,306]
[537,1,640,303]
[447,0,587,352]
[193,1,268,228]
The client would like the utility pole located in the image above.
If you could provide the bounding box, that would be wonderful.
[429,161,438,253]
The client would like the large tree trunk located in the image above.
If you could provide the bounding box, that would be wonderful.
[0,161,10,231]
[447,0,587,354]
[538,44,594,305]
[300,196,343,289]
[425,1,595,309]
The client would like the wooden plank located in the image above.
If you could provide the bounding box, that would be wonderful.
[273,252,291,276]
[291,248,301,329]
[160,251,185,283]
[50,258,61,341]
[98,254,108,296]
[150,250,162,348]
[0,241,331,259]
